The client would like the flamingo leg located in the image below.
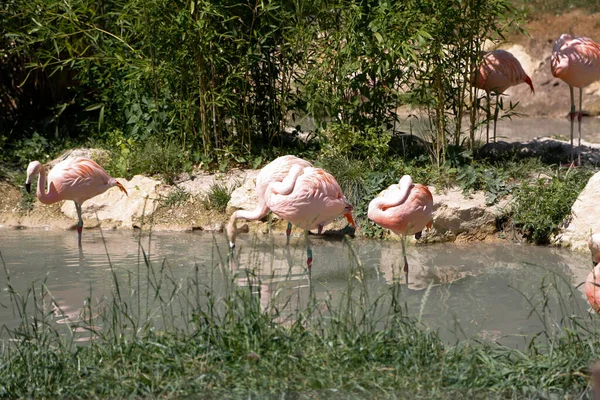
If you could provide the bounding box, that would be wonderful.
[317,224,323,235]
[569,86,576,164]
[578,87,583,166]
[286,221,292,245]
[485,92,491,144]
[74,201,83,247]
[493,94,500,143]
[305,230,313,274]
[401,235,408,285]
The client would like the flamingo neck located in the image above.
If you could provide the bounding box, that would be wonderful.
[226,203,270,247]
[376,176,412,210]
[36,166,61,205]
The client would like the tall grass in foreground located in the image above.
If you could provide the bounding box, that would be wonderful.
[0,237,600,399]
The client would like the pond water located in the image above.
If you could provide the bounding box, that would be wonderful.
[0,229,595,349]
[397,116,600,144]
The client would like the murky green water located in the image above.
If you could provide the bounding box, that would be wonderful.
[0,229,594,348]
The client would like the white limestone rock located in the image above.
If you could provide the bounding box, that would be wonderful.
[61,175,161,228]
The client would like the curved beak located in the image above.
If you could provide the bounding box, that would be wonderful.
[25,182,31,194]
[344,212,356,228]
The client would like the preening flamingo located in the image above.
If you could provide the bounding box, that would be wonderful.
[473,49,535,143]
[585,233,600,313]
[551,34,600,164]
[25,157,128,246]
[367,175,433,284]
[227,155,356,270]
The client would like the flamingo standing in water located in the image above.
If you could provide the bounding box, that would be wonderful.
[227,155,355,270]
[473,49,535,143]
[551,34,600,164]
[368,175,433,284]
[585,233,600,313]
[25,157,128,246]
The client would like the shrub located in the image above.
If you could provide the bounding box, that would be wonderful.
[510,167,592,244]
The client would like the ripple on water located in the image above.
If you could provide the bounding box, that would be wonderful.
[0,229,596,348]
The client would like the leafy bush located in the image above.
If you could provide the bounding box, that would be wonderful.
[510,168,592,244]
[1,0,522,172]
[106,136,192,183]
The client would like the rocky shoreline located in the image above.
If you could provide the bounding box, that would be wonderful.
[2,133,600,253]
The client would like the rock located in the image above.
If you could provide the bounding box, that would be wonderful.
[226,173,260,215]
[431,187,504,241]
[178,169,253,197]
[555,171,600,251]
[48,148,111,168]
[61,175,161,228]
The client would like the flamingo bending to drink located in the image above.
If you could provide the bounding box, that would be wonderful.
[367,175,433,284]
[227,155,355,270]
[25,157,128,246]
[473,49,535,143]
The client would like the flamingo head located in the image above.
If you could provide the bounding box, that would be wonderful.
[25,161,43,194]
[525,76,535,94]
[589,233,600,266]
[343,203,356,228]
[226,216,238,249]
[226,212,249,250]
[550,52,568,80]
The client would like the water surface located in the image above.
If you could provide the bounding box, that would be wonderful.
[0,229,594,348]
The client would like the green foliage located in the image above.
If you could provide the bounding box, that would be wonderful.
[18,188,35,212]
[319,124,392,165]
[510,167,593,245]
[456,165,514,205]
[160,187,190,208]
[201,181,237,213]
[106,135,192,183]
[1,0,523,173]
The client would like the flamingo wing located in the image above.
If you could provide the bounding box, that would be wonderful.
[48,157,114,203]
[476,50,531,93]
[267,167,348,230]
[368,183,433,236]
[552,35,600,88]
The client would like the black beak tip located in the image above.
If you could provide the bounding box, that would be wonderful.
[25,182,31,194]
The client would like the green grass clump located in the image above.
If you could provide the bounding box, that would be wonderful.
[160,186,191,208]
[510,166,593,245]
[201,181,237,213]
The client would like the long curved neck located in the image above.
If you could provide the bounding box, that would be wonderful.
[226,202,270,247]
[36,166,61,205]
[375,175,412,210]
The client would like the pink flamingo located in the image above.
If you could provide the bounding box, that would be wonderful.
[551,34,600,164]
[585,233,600,313]
[25,157,128,246]
[368,175,433,284]
[473,49,535,143]
[227,155,355,270]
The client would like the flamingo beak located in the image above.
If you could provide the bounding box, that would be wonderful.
[25,182,31,194]
[344,212,356,228]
